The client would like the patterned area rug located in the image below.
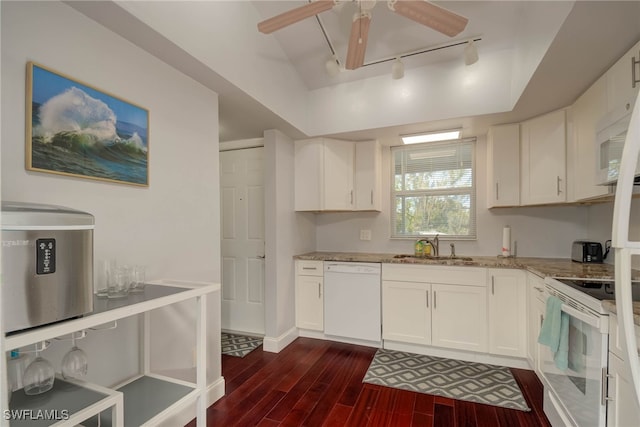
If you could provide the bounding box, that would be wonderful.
[221,332,263,357]
[363,349,531,411]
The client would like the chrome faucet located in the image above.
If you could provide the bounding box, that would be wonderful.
[427,234,439,257]
[450,242,456,258]
[415,234,439,257]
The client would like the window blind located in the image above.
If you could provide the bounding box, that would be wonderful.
[391,139,476,239]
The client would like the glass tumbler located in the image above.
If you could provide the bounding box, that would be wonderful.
[130,265,146,293]
[108,266,131,299]
[96,259,117,298]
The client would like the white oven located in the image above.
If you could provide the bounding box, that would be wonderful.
[539,278,609,427]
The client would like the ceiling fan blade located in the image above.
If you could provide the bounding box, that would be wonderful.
[345,15,371,70]
[389,0,468,37]
[258,0,335,34]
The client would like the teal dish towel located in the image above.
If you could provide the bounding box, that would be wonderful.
[553,313,570,370]
[537,295,570,370]
[538,295,563,351]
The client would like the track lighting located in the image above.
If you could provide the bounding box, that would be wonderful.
[464,40,478,66]
[325,55,340,77]
[391,57,404,80]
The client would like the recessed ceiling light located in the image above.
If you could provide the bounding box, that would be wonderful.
[401,129,462,144]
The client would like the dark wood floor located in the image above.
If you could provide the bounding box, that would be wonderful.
[191,337,551,427]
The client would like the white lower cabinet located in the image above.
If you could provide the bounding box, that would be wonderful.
[488,269,527,357]
[607,314,640,426]
[295,260,324,331]
[382,280,431,345]
[382,264,488,353]
[432,283,487,353]
[527,273,546,374]
[607,352,640,427]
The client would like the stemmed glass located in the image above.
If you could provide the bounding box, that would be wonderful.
[61,331,88,380]
[22,341,55,395]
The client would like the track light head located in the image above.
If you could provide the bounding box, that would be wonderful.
[464,40,479,66]
[391,57,404,79]
[325,56,341,77]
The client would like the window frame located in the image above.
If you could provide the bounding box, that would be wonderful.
[390,138,477,240]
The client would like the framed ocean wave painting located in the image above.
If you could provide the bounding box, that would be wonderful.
[26,62,149,186]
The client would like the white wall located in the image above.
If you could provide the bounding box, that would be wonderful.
[264,129,315,348]
[1,1,220,387]
[315,135,589,258]
[587,199,640,267]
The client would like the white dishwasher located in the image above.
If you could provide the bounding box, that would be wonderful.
[323,262,381,343]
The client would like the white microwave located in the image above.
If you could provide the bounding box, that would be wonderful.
[596,98,640,185]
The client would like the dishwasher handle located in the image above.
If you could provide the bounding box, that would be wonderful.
[324,262,381,275]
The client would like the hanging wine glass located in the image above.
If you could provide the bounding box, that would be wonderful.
[22,341,55,395]
[61,331,88,379]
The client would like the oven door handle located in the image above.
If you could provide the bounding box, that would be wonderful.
[561,303,606,332]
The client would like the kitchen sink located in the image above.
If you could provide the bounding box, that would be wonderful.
[392,254,473,261]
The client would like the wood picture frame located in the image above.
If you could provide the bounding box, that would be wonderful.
[26,62,149,186]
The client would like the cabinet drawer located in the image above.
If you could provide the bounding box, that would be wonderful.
[296,260,324,276]
[382,264,486,286]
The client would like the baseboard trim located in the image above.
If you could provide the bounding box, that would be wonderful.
[263,327,298,353]
[207,376,226,406]
[384,340,530,369]
[298,329,382,349]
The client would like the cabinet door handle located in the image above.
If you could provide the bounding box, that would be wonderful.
[433,291,437,309]
[302,266,316,270]
[318,282,322,298]
[491,276,495,295]
[602,368,614,405]
[350,190,354,205]
[557,176,561,195]
[371,190,374,205]
[426,291,429,308]
[633,54,639,89]
[496,182,499,200]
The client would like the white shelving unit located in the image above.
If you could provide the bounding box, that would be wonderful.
[1,279,219,427]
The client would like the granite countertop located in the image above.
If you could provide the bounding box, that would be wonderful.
[296,251,640,324]
[294,251,620,279]
[602,300,640,327]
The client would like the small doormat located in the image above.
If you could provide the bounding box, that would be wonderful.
[363,349,530,411]
[221,332,263,358]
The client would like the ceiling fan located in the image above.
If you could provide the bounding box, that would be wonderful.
[257,0,469,70]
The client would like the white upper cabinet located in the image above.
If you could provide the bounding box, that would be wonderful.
[294,138,355,211]
[295,138,382,212]
[568,75,611,201]
[354,140,382,211]
[520,109,567,205]
[606,39,640,114]
[487,124,520,207]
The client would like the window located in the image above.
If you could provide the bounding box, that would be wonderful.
[391,139,476,239]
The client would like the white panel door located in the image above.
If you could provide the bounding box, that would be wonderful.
[220,147,265,334]
[487,123,520,207]
[488,269,527,357]
[323,139,354,210]
[520,109,567,205]
[295,275,324,331]
[431,284,488,352]
[607,353,640,427]
[382,280,431,345]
